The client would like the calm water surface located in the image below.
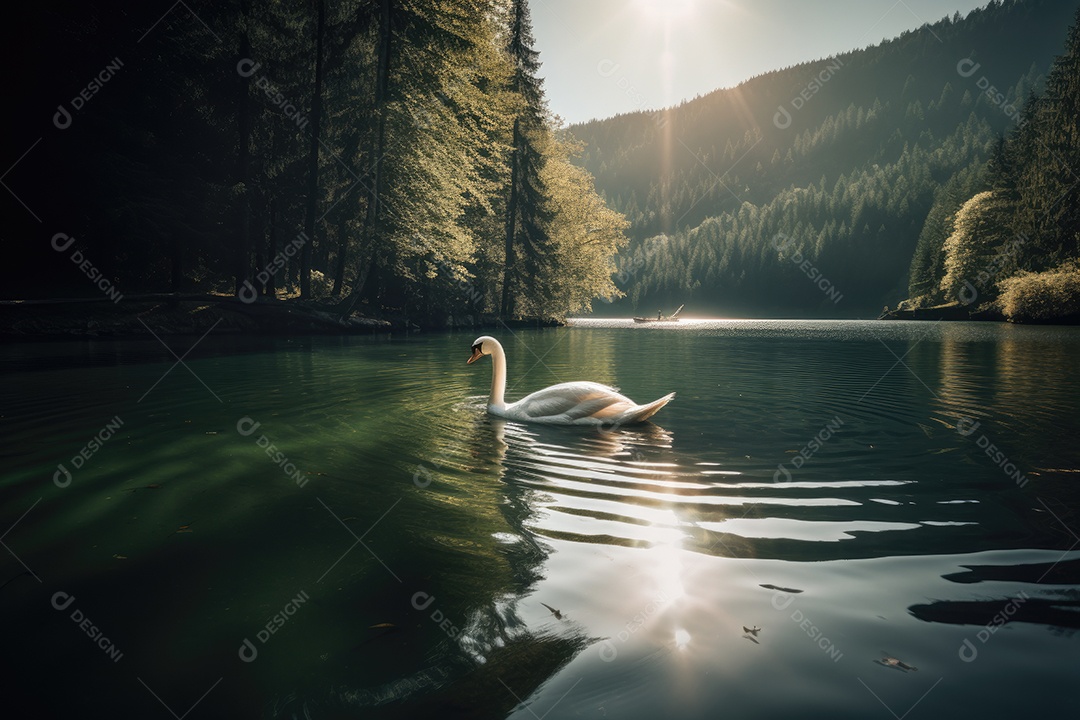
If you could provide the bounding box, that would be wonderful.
[2,319,1079,718]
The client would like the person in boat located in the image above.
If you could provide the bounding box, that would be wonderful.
[657,310,662,320]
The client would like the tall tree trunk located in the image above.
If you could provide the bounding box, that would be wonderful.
[344,0,391,316]
[331,208,349,296]
[301,0,326,298]
[501,118,522,318]
[331,132,362,297]
[253,193,266,296]
[234,1,253,297]
[266,197,279,298]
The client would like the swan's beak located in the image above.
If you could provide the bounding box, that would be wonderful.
[467,345,483,364]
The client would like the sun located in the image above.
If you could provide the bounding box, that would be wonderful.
[634,0,697,19]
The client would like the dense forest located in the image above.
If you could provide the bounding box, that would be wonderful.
[5,0,1079,323]
[573,0,1080,318]
[2,0,626,321]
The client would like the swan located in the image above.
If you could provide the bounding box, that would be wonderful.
[467,335,674,425]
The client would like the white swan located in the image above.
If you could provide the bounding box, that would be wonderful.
[467,335,674,425]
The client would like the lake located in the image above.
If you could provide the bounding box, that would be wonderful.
[2,319,1078,718]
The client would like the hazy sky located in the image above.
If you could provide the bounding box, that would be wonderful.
[530,0,991,125]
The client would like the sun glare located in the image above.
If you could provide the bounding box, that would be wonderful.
[635,0,697,19]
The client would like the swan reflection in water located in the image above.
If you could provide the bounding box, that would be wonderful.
[491,416,691,549]
[315,415,690,716]
[312,411,726,718]
[491,416,694,644]
[277,416,685,717]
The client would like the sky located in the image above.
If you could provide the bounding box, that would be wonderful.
[530,0,991,125]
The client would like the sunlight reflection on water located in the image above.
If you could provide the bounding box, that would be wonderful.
[2,321,1079,718]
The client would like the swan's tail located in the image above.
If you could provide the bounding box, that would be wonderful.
[624,392,675,424]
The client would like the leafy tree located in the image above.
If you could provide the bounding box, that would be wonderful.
[521,137,628,316]
[938,191,1011,303]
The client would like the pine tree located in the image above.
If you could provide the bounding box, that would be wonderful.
[501,0,554,318]
[522,135,627,316]
[1031,6,1080,263]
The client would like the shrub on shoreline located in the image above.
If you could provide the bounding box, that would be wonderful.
[998,261,1080,322]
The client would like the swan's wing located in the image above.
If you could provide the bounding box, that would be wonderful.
[509,381,631,421]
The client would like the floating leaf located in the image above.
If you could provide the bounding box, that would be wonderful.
[760,584,803,594]
[878,654,918,672]
[540,602,563,620]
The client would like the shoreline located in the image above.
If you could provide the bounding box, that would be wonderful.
[5,296,1079,339]
[877,304,1001,322]
[878,302,1080,325]
[0,295,563,338]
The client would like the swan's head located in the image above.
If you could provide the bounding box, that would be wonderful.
[467,336,497,364]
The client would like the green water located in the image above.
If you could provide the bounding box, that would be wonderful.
[2,320,1079,718]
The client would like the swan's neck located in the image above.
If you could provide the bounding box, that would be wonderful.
[489,340,507,409]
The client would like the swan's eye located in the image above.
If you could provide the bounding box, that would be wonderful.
[472,343,483,353]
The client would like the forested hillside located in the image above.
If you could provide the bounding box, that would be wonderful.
[3,0,625,321]
[7,0,1078,323]
[572,0,1079,317]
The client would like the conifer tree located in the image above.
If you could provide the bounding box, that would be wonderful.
[501,0,553,318]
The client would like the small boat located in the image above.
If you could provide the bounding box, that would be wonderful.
[634,305,684,323]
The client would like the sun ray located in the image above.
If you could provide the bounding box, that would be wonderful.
[634,0,697,20]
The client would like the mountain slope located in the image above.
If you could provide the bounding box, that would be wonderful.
[570,0,1079,316]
